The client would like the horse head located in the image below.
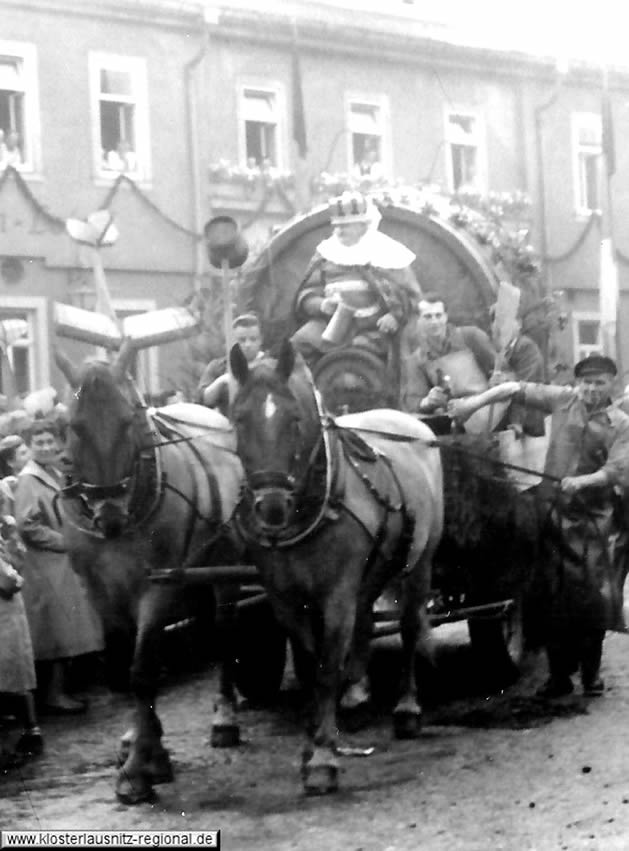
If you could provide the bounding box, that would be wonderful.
[230,339,322,535]
[56,340,145,538]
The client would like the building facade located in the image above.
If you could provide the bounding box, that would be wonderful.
[1,0,627,400]
[0,0,208,398]
[204,2,629,380]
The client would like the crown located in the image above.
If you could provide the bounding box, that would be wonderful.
[329,191,371,225]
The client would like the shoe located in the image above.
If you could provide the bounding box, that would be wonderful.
[15,729,44,756]
[582,678,605,697]
[536,677,574,699]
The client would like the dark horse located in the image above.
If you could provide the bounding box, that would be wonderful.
[230,340,443,794]
[55,344,244,804]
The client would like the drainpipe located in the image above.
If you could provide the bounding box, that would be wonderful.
[533,60,567,298]
[185,9,212,291]
[533,60,567,379]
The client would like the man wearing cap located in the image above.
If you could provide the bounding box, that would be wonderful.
[448,354,629,698]
[290,191,421,365]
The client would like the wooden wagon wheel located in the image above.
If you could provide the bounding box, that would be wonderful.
[312,347,388,414]
[467,594,525,683]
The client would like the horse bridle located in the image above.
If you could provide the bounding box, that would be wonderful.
[61,385,155,532]
[238,388,332,541]
[61,477,133,502]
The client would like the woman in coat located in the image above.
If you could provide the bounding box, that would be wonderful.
[15,420,103,714]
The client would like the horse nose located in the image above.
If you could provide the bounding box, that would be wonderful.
[93,501,129,538]
[255,491,292,530]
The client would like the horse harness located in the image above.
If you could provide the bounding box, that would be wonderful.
[59,402,233,555]
[235,406,415,574]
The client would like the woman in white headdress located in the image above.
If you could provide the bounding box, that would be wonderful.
[291,191,421,364]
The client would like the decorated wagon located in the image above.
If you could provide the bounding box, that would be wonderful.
[235,189,555,685]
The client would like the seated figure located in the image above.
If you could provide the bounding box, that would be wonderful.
[290,191,421,368]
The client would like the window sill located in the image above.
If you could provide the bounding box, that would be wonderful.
[208,179,295,214]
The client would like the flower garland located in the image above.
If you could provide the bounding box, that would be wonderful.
[208,159,294,191]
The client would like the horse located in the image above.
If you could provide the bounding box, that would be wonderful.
[229,339,443,794]
[55,343,244,804]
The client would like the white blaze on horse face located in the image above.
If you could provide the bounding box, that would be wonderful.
[264,392,277,422]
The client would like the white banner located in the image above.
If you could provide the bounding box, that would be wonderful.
[599,236,618,358]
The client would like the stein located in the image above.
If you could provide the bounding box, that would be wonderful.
[321,301,356,345]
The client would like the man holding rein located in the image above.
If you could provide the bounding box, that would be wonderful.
[449,354,629,698]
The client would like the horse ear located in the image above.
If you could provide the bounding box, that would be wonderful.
[276,339,295,383]
[112,338,136,381]
[54,345,80,389]
[230,343,249,385]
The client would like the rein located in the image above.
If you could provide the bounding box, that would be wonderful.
[327,418,565,487]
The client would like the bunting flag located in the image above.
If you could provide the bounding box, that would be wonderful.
[291,25,308,159]
[599,236,618,359]
[602,79,616,178]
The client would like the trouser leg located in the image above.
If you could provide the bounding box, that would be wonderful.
[545,626,579,682]
[580,629,605,691]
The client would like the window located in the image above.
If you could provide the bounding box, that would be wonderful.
[90,53,150,182]
[0,42,41,173]
[347,98,388,179]
[573,113,602,214]
[445,111,484,192]
[573,312,601,362]
[0,297,49,396]
[240,87,281,168]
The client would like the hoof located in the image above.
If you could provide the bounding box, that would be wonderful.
[211,724,240,748]
[303,763,339,795]
[115,770,154,805]
[393,710,422,740]
[340,682,370,713]
[147,747,174,784]
[117,730,134,767]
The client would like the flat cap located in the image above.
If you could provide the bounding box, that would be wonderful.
[574,354,617,377]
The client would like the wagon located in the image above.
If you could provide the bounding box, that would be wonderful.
[157,193,551,699]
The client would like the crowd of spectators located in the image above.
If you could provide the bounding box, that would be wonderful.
[0,387,103,772]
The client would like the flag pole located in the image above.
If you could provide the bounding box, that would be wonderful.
[601,64,623,381]
[290,16,309,213]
